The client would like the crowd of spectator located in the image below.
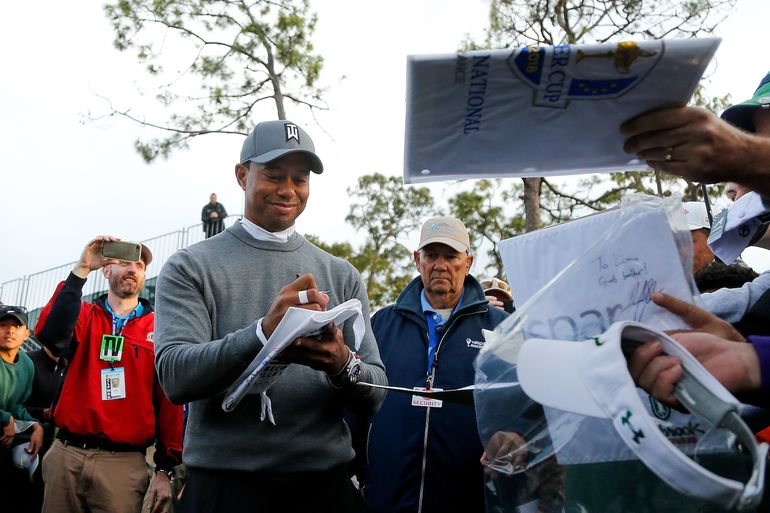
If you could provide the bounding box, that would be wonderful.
[2,69,770,513]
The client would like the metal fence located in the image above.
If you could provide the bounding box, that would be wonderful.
[2,216,241,350]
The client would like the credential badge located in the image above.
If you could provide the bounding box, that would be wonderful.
[285,123,300,143]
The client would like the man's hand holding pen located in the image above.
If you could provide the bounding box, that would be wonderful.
[262,273,350,374]
[262,273,329,338]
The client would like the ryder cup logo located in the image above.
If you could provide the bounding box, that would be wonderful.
[508,40,663,108]
[285,123,300,143]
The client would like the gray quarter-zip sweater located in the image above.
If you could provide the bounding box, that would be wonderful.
[154,222,387,472]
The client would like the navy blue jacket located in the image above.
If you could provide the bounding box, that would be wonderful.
[364,276,509,513]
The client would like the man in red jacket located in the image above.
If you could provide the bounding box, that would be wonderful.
[35,236,184,513]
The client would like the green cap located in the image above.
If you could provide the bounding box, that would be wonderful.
[721,71,770,132]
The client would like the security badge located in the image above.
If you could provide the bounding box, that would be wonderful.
[411,387,443,408]
[101,367,126,400]
[100,334,126,401]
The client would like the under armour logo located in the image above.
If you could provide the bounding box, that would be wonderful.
[285,123,300,143]
[621,409,645,444]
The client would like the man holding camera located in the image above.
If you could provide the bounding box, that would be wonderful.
[35,236,184,513]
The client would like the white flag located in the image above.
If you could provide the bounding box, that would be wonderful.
[404,38,720,183]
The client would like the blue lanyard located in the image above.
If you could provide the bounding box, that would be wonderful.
[425,314,442,376]
[104,301,142,336]
[421,289,463,376]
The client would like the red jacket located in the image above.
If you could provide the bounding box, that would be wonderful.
[36,274,183,469]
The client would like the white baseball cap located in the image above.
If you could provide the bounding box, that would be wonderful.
[681,201,711,230]
[708,191,770,264]
[518,321,767,510]
[11,442,39,481]
[417,216,471,253]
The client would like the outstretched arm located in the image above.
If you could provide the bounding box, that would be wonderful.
[621,106,770,196]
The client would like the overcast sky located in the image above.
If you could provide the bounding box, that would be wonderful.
[2,0,768,287]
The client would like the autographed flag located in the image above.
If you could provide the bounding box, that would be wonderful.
[404,38,720,183]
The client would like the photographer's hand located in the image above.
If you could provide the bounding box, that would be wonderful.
[73,236,121,278]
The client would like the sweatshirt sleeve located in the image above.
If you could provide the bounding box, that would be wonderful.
[331,267,387,417]
[153,251,266,405]
[10,402,36,423]
[35,273,87,357]
[701,271,770,323]
[152,374,184,470]
[7,367,37,424]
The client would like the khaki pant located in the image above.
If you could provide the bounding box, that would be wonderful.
[42,440,149,513]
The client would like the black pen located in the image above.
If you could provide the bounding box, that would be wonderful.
[294,274,329,294]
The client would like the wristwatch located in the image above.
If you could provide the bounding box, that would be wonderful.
[155,467,175,482]
[329,348,362,387]
[346,350,362,385]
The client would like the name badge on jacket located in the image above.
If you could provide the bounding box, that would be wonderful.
[101,368,126,400]
[411,387,443,408]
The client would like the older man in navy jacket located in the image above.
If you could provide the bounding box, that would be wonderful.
[363,216,509,513]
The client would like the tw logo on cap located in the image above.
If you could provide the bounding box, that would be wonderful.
[285,123,300,143]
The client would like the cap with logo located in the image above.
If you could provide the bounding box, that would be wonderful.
[517,321,767,510]
[0,305,28,326]
[721,71,770,132]
[707,192,770,264]
[240,120,324,173]
[417,216,471,253]
[681,201,711,231]
[480,277,513,301]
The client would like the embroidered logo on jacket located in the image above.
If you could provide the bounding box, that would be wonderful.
[466,337,484,349]
[146,331,154,343]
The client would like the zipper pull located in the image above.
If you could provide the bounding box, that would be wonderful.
[133,345,139,358]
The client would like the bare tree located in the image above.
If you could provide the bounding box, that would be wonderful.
[468,0,736,230]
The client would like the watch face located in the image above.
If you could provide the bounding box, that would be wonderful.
[348,361,362,384]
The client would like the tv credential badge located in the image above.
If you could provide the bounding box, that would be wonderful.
[100,334,126,400]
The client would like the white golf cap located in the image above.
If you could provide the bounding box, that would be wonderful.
[518,321,767,511]
[11,442,39,481]
[417,216,471,253]
[708,191,770,264]
[681,201,710,230]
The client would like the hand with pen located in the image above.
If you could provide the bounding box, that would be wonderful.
[262,273,352,375]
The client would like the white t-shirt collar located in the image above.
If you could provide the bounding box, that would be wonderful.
[240,218,295,243]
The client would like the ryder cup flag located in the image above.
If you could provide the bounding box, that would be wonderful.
[404,38,720,183]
